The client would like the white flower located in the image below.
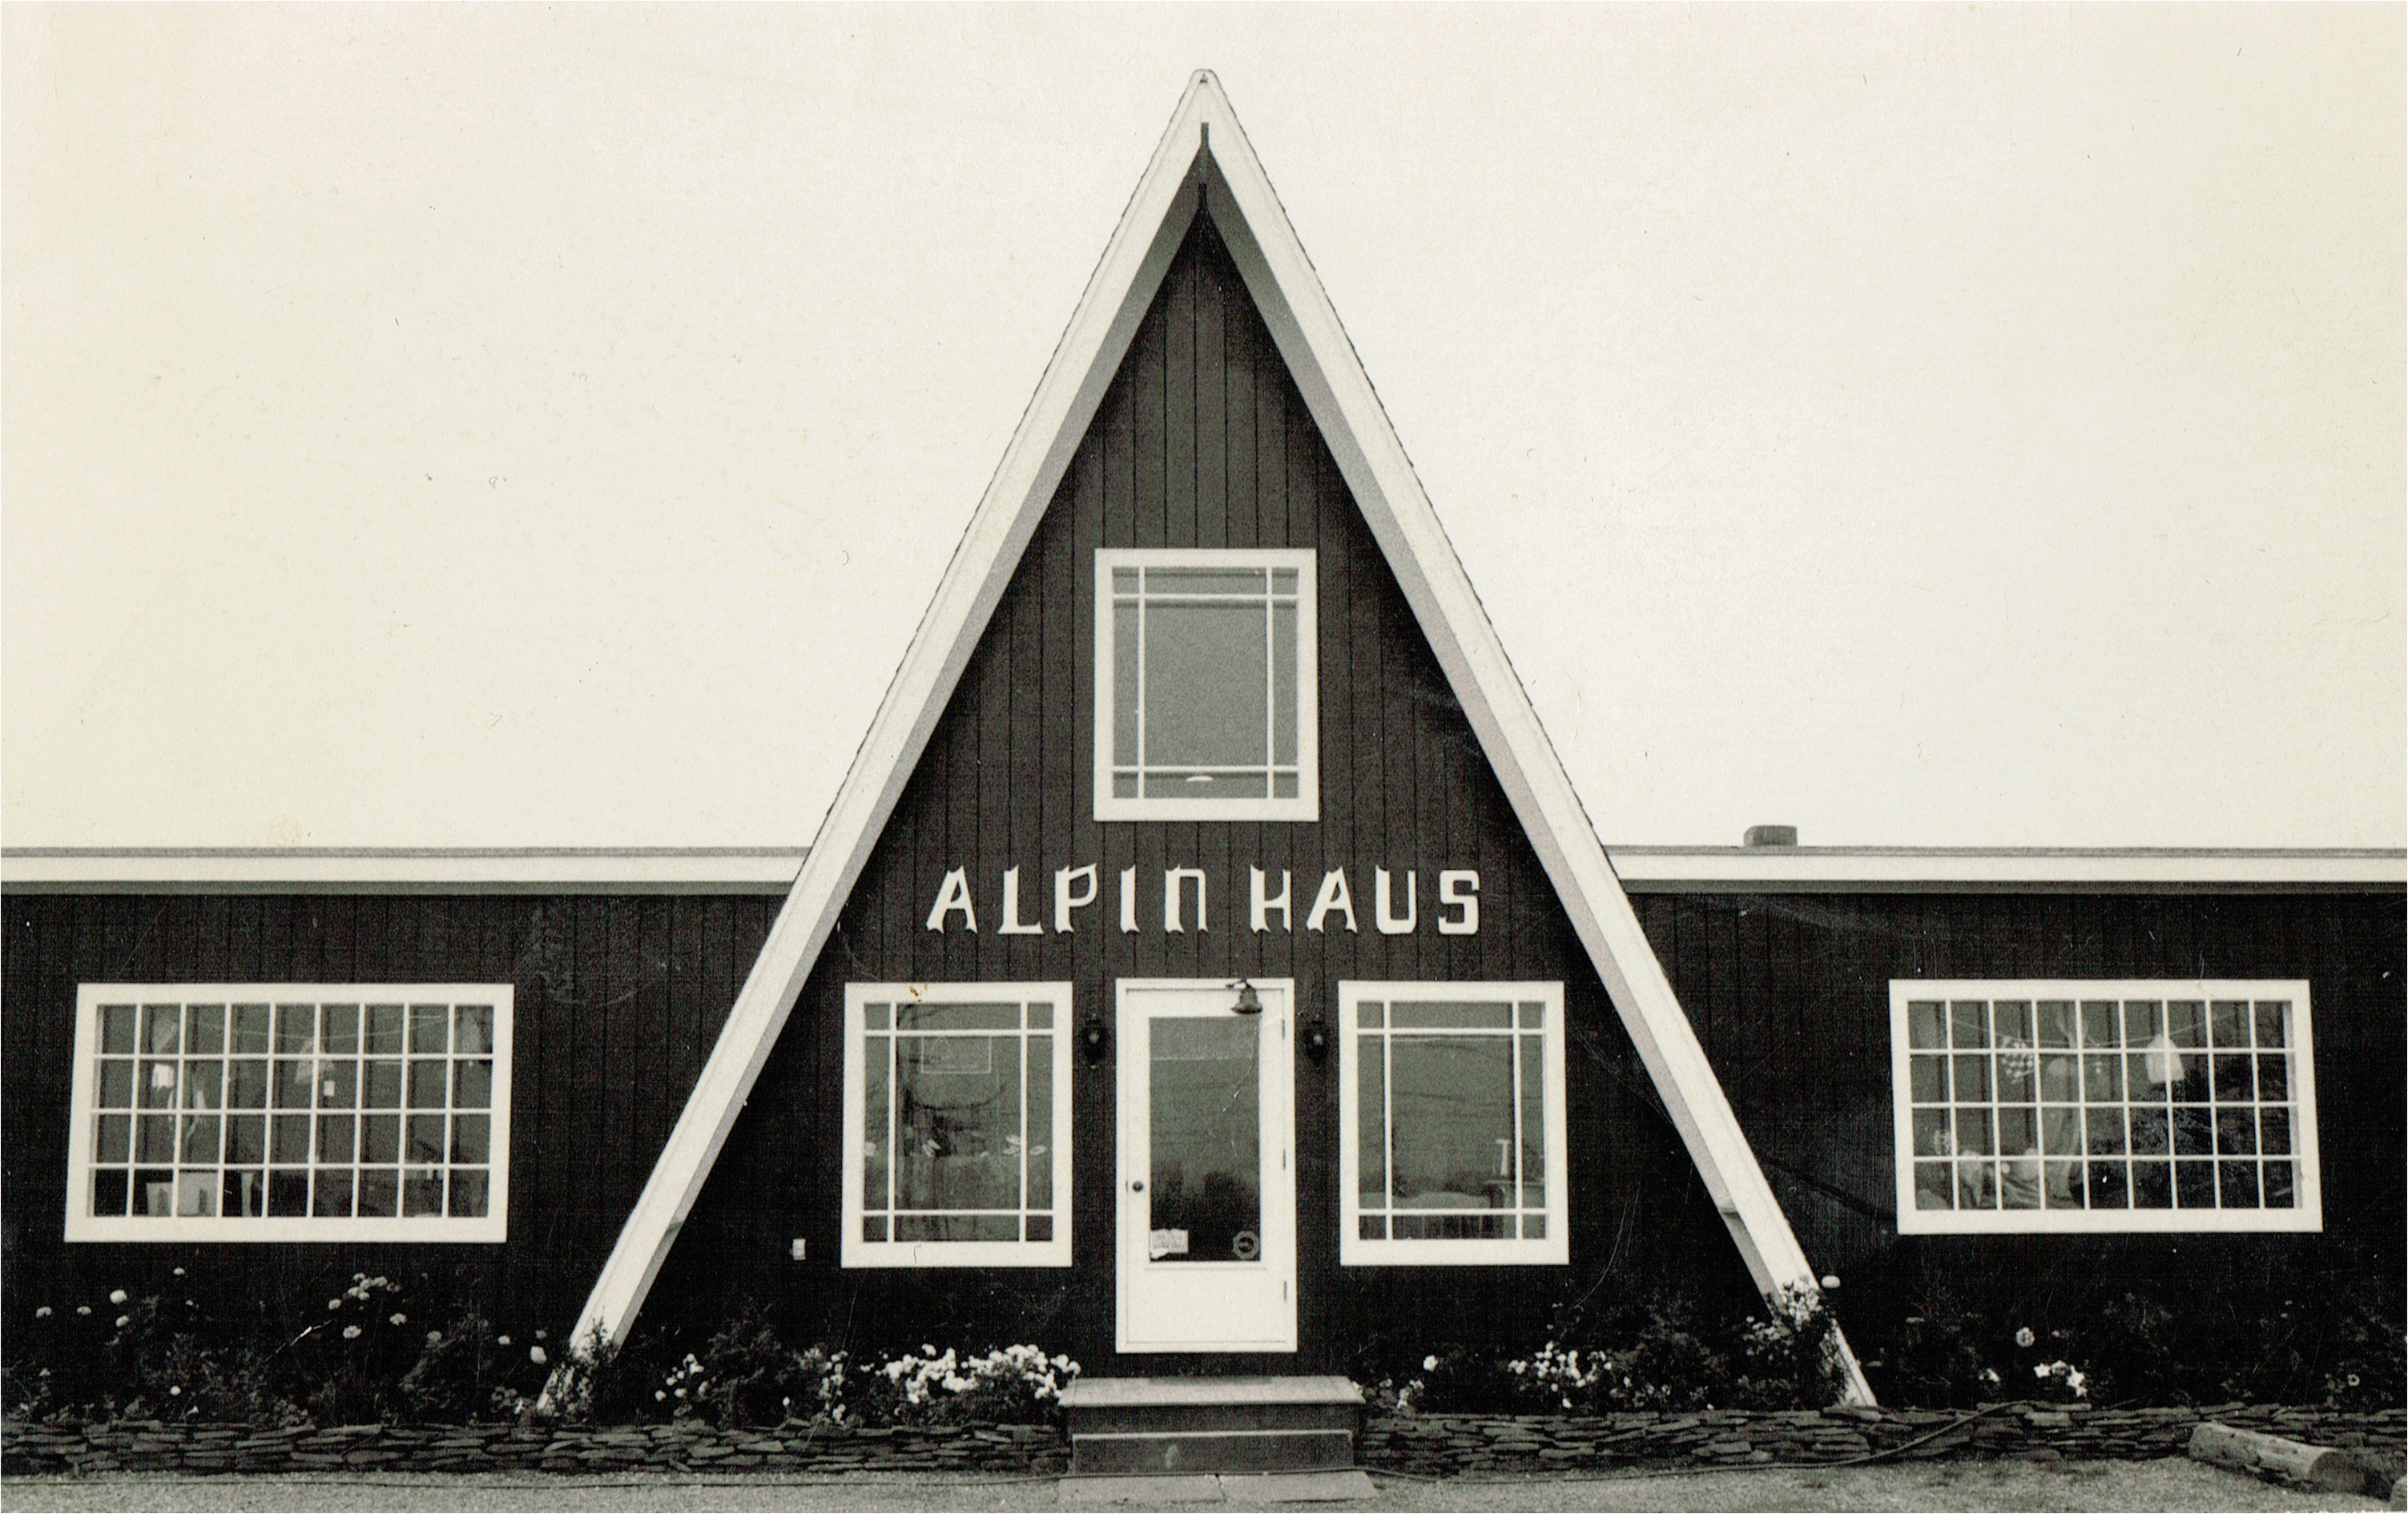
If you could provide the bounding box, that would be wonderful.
[343,1325,361,1339]
[497,1335,511,1346]
[108,1289,128,1305]
[1819,1274,1840,1290]
[172,1267,185,1277]
[115,1315,130,1328]
[534,1330,548,1339]
[76,1306,91,1316]
[2034,1363,2050,1378]
[169,1386,181,1396]
[1423,1355,1439,1371]
[427,1331,444,1346]
[530,1346,547,1365]
[2015,1327,2036,1348]
[656,1391,666,1402]
[34,1307,51,1319]
[389,1313,406,1326]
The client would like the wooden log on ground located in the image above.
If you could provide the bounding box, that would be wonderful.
[2188,1421,2385,1496]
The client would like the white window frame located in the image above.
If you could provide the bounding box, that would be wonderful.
[1093,547,1318,822]
[841,982,1074,1267]
[1890,979,2321,1234]
[1338,980,1569,1265]
[64,984,512,1243]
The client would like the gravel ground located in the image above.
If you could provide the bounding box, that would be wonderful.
[2,1460,2393,1513]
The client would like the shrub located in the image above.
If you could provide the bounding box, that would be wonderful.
[1359,1285,1843,1415]
[649,1303,846,1427]
[1854,1254,2405,1410]
[398,1306,550,1422]
[6,1270,568,1427]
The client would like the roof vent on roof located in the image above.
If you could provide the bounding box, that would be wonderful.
[1743,825,1798,848]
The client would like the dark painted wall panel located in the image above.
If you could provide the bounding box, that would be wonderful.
[1643,888,2406,1337]
[0,892,770,1336]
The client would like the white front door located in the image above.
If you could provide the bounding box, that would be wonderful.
[1114,979,1296,1353]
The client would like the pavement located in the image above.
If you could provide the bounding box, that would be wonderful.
[2,1460,2394,1512]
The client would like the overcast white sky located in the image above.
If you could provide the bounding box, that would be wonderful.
[5,5,2401,851]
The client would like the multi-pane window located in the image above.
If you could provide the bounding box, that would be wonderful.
[1339,982,1568,1264]
[64,985,511,1242]
[841,984,1073,1266]
[1891,980,2320,1234]
[1093,549,1317,821]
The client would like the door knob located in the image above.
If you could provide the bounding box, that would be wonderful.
[1130,1180,1144,1193]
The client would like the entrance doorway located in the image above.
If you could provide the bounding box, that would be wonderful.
[1113,978,1297,1352]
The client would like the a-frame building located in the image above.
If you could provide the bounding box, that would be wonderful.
[6,74,2398,1435]
[569,72,1870,1398]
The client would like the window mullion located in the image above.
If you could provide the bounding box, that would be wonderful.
[1381,1029,1395,1222]
[1262,591,1274,788]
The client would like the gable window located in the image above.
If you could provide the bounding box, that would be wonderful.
[842,983,1073,1266]
[1339,981,1568,1264]
[1094,549,1317,821]
[65,985,511,1242]
[1891,980,2321,1234]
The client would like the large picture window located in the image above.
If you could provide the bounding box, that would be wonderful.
[1094,549,1317,821]
[1891,980,2321,1233]
[842,984,1073,1266]
[1339,982,1568,1265]
[65,985,511,1242]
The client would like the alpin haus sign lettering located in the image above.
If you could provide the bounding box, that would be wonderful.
[923,865,1481,935]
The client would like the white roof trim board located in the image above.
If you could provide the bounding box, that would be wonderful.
[565,72,1879,1397]
[5,845,2396,892]
[1611,848,2406,892]
[0,848,807,892]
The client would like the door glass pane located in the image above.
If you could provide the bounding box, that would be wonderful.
[1150,1017,1259,1262]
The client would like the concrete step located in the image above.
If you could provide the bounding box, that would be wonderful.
[1061,1376,1363,1476]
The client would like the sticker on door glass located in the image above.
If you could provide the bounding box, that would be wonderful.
[1148,1229,1189,1258]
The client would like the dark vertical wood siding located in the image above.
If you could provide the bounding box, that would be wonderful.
[648,217,1750,1373]
[1633,888,2406,1358]
[0,892,774,1336]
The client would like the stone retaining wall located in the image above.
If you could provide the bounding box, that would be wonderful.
[1360,1404,2406,1480]
[0,1419,1066,1478]
[5,1405,2399,1480]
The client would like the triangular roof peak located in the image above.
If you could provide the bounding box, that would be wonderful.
[566,74,1870,1403]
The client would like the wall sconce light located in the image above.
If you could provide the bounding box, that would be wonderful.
[1080,1013,1109,1065]
[1303,1013,1329,1062]
[1229,978,1263,1016]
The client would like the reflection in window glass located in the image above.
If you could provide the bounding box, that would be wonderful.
[1097,550,1315,814]
[73,987,507,1236]
[851,993,1065,1257]
[1344,985,1564,1259]
[1899,982,2315,1230]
